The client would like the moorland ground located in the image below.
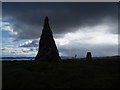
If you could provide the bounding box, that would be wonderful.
[2,58,120,88]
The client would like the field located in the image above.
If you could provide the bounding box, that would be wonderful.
[2,58,120,88]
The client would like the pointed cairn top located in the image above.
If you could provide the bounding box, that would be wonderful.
[45,16,49,22]
[43,16,50,29]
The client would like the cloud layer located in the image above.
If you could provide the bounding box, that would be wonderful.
[19,40,39,47]
[2,2,118,57]
[3,2,118,39]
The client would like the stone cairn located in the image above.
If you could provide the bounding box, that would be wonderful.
[35,16,61,62]
[86,52,92,60]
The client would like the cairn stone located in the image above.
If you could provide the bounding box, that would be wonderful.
[35,16,61,62]
[86,52,92,60]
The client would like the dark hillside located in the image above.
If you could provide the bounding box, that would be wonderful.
[2,58,120,88]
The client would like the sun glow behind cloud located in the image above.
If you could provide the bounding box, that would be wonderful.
[54,23,118,57]
[55,24,118,46]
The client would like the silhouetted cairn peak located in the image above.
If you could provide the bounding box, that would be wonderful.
[86,52,92,60]
[35,16,61,62]
[45,16,48,21]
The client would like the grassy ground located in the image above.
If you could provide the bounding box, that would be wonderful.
[2,59,120,88]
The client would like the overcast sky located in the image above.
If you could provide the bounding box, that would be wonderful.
[1,2,118,58]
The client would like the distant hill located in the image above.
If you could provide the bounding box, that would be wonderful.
[1,57,35,61]
[1,55,120,61]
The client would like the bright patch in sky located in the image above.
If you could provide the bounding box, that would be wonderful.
[55,24,118,46]
[1,20,18,37]
[54,24,118,57]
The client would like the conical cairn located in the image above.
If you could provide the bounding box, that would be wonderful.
[35,16,61,61]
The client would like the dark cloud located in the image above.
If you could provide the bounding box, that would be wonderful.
[11,52,15,54]
[2,48,5,51]
[3,2,118,39]
[29,48,34,51]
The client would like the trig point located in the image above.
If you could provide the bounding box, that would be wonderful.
[86,52,92,60]
[35,16,61,62]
